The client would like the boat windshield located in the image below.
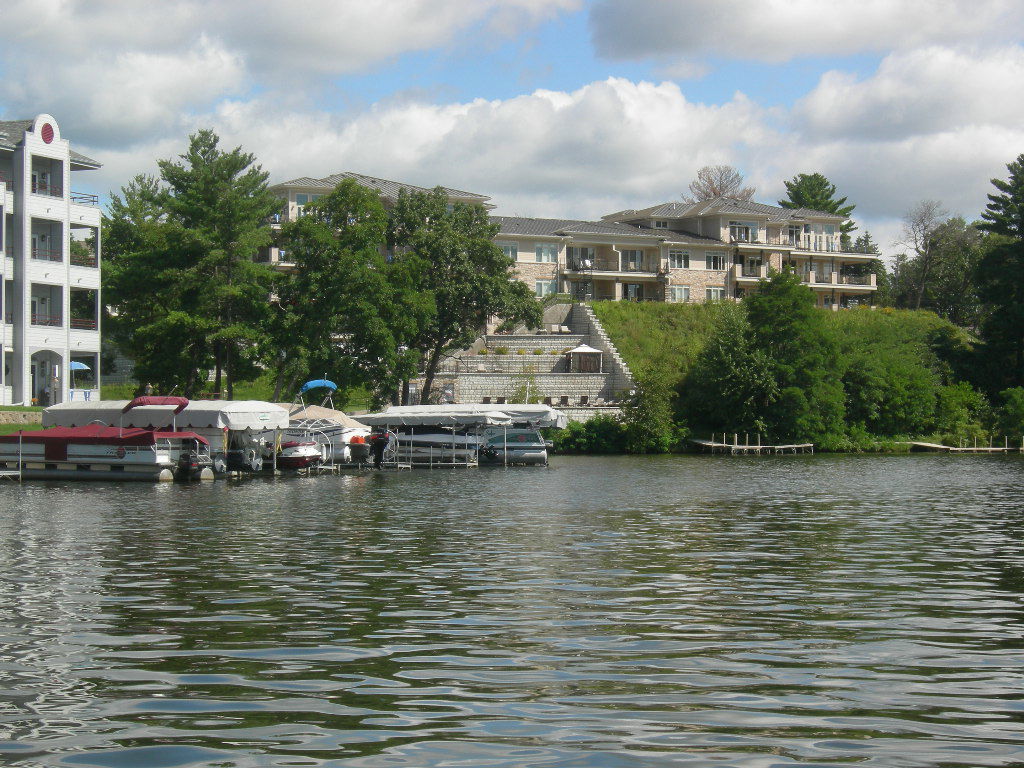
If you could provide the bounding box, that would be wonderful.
[485,429,544,446]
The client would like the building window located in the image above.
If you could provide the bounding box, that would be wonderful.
[499,243,518,260]
[670,286,690,303]
[535,244,557,263]
[729,220,757,243]
[621,249,644,271]
[567,246,595,269]
[653,220,669,229]
[705,251,727,270]
[706,287,725,301]
[668,249,689,269]
[535,280,557,298]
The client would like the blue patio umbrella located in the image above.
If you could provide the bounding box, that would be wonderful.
[69,361,90,391]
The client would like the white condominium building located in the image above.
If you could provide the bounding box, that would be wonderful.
[0,115,102,405]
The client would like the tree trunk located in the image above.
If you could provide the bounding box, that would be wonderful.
[272,363,287,402]
[213,342,222,398]
[226,342,233,401]
[419,349,442,404]
[401,379,410,406]
[914,256,932,310]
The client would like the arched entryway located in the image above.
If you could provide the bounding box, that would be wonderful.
[30,350,63,406]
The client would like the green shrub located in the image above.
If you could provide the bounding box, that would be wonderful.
[478,348,488,355]
[551,415,627,454]
[494,347,509,355]
[532,349,544,355]
[516,349,526,355]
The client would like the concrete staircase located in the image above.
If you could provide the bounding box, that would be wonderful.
[426,303,635,421]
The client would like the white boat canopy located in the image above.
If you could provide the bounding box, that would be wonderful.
[44,400,290,430]
[277,403,369,429]
[358,403,568,429]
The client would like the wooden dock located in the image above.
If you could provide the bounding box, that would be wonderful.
[690,434,814,455]
[908,441,1021,454]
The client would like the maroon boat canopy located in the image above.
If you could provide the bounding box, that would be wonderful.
[0,424,209,446]
[122,396,190,414]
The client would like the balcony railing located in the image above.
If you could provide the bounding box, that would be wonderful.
[839,274,873,286]
[70,191,99,206]
[31,313,62,327]
[70,251,98,267]
[70,317,98,330]
[32,247,62,262]
[31,180,63,198]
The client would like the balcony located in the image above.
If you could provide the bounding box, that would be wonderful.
[31,180,63,198]
[0,172,11,191]
[70,317,98,330]
[802,271,876,289]
[733,264,768,281]
[70,191,99,206]
[32,247,62,263]
[31,313,62,327]
[70,251,98,268]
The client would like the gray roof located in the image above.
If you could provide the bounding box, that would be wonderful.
[0,119,101,168]
[272,170,490,202]
[604,196,845,223]
[492,216,723,246]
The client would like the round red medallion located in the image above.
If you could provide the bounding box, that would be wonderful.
[40,124,54,144]
[115,446,126,459]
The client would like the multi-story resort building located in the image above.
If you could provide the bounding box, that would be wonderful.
[261,171,877,309]
[496,197,877,309]
[258,171,493,268]
[0,115,102,406]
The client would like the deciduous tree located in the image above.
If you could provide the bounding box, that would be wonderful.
[388,188,541,403]
[683,165,755,202]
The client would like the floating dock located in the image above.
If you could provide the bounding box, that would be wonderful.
[690,435,814,455]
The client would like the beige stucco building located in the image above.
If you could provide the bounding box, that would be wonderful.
[259,171,877,309]
[496,197,877,309]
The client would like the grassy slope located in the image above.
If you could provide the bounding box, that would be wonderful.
[592,301,960,386]
[591,301,735,386]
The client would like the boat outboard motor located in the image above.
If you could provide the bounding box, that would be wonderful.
[350,438,370,464]
[176,450,199,480]
[369,432,389,468]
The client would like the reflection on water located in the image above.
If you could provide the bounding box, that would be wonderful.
[1,455,1024,766]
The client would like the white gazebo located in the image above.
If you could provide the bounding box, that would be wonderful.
[566,344,602,373]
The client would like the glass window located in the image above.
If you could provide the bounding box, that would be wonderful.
[499,244,518,260]
[535,280,557,298]
[295,194,308,206]
[535,244,557,263]
[668,250,689,269]
[705,251,727,270]
[621,249,644,270]
[706,287,725,301]
[670,286,690,303]
[653,220,669,229]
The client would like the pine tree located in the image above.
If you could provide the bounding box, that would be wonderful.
[778,172,856,246]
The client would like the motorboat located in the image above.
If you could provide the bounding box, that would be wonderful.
[276,440,326,470]
[358,404,566,466]
[278,380,372,465]
[0,423,213,481]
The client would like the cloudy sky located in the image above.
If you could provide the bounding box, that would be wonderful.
[3,0,1023,255]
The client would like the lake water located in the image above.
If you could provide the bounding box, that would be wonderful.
[1,454,1024,767]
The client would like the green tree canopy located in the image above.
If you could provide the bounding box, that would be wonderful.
[745,271,845,441]
[980,153,1024,238]
[103,130,279,397]
[778,172,856,244]
[387,188,541,403]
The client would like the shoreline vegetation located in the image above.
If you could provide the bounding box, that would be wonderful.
[548,279,1024,455]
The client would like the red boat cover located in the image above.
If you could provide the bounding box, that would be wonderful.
[122,396,190,414]
[0,424,209,446]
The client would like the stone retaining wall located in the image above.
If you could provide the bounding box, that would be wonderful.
[454,372,623,405]
[0,410,42,424]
